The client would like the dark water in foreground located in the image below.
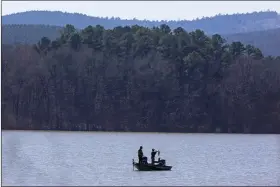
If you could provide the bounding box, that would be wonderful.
[2,131,280,186]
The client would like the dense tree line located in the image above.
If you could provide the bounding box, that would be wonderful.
[2,24,280,133]
[3,24,280,57]
[3,10,280,34]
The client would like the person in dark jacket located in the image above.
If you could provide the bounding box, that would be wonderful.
[151,148,158,165]
[138,146,143,164]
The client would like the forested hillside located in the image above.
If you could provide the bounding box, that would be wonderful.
[2,24,62,44]
[2,10,280,34]
[3,24,280,56]
[2,24,280,133]
[224,28,280,57]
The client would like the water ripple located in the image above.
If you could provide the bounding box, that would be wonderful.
[2,131,280,186]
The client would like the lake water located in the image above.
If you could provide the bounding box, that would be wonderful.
[2,131,280,186]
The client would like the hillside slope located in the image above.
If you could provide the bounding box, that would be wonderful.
[224,28,280,57]
[2,10,280,35]
[3,24,280,56]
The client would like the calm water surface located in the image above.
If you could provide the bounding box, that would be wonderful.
[2,131,280,186]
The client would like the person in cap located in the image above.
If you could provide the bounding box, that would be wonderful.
[151,148,158,165]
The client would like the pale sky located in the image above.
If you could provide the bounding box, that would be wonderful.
[2,1,280,21]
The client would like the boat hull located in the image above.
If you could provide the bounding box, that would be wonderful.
[133,163,172,171]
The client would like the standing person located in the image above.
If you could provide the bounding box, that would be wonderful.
[138,146,143,164]
[151,149,158,165]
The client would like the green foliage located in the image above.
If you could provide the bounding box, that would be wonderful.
[3,24,280,57]
[2,24,280,133]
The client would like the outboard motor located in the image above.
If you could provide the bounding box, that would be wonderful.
[142,156,148,164]
[158,159,166,166]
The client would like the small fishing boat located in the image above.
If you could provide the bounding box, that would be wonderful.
[132,155,172,171]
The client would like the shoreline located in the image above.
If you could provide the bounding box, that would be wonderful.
[1,129,278,135]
